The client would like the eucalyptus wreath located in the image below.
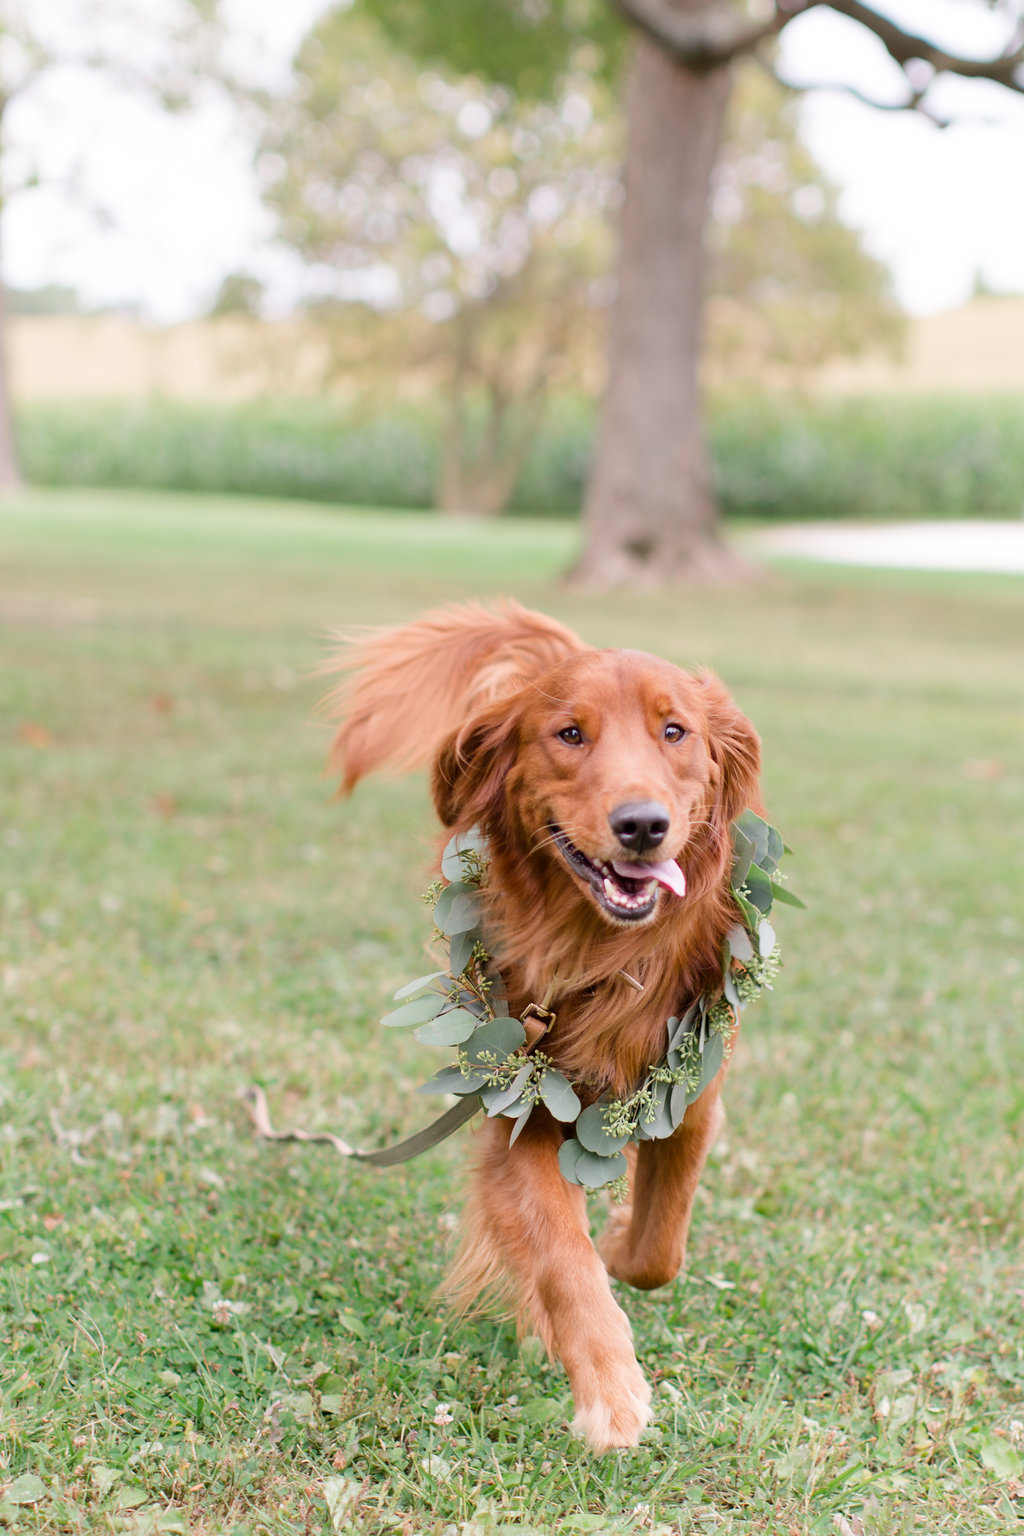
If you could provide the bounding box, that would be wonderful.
[380,812,801,1196]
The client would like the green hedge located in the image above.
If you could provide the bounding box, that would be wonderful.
[15,393,1024,519]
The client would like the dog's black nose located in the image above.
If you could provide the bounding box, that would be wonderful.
[608,801,670,853]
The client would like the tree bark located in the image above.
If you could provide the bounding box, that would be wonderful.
[571,34,740,585]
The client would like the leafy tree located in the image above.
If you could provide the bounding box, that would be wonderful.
[0,0,223,490]
[360,0,1024,581]
[255,10,620,516]
[706,68,904,381]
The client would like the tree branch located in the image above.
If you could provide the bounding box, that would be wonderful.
[607,0,818,70]
[823,0,1024,93]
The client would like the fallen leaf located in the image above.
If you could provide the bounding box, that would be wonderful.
[17,722,53,749]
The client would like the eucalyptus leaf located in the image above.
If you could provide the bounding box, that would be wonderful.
[381,992,446,1029]
[726,922,754,962]
[646,1078,675,1139]
[392,970,447,1001]
[770,882,806,909]
[464,1016,526,1066]
[669,1082,689,1128]
[448,926,481,978]
[557,1138,584,1184]
[575,1103,630,1156]
[441,828,488,881]
[734,889,761,929]
[539,1069,582,1123]
[414,1008,479,1047]
[735,808,770,863]
[419,1066,487,1096]
[765,825,784,872]
[723,970,742,1012]
[508,1103,533,1145]
[743,864,774,914]
[668,1003,700,1051]
[687,1030,725,1103]
[574,1148,628,1189]
[730,826,756,889]
[481,1062,532,1117]
[634,1078,668,1141]
[758,918,776,958]
[433,880,482,936]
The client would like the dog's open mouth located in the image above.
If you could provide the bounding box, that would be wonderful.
[549,825,685,924]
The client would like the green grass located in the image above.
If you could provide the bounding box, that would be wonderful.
[1,488,1023,1535]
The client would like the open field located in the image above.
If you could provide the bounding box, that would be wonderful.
[2,490,1023,1535]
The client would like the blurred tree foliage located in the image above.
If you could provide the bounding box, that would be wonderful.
[706,67,904,379]
[252,5,898,514]
[257,9,620,516]
[0,0,226,490]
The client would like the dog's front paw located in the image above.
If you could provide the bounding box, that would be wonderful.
[571,1363,652,1452]
[562,1306,653,1452]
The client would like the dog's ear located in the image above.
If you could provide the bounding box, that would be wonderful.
[432,696,522,830]
[698,671,762,829]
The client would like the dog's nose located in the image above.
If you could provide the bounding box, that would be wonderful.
[608,800,670,853]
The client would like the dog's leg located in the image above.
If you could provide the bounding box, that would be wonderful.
[445,1113,652,1453]
[599,1082,725,1290]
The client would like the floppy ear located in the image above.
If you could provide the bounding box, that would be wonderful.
[431,696,522,830]
[698,671,762,830]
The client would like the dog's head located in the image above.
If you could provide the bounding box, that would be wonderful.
[433,648,760,927]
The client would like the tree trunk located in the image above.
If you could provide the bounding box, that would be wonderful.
[571,34,741,586]
[0,262,22,493]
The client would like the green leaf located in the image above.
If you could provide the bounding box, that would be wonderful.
[392,969,447,1001]
[669,1082,689,1127]
[743,864,774,914]
[636,1078,673,1140]
[723,970,742,1012]
[668,1003,700,1051]
[336,1310,368,1340]
[771,881,806,909]
[539,1069,582,1123]
[735,808,770,862]
[733,888,761,929]
[765,824,785,872]
[441,827,487,882]
[574,1148,628,1189]
[688,1030,725,1104]
[414,1008,479,1046]
[419,1066,487,1096]
[557,1138,584,1183]
[730,825,756,889]
[726,922,754,962]
[381,992,446,1028]
[448,926,481,977]
[464,1016,526,1065]
[574,1102,630,1155]
[520,1396,565,1425]
[433,880,481,935]
[980,1437,1023,1480]
[4,1474,47,1507]
[507,1102,533,1145]
[480,1062,532,1117]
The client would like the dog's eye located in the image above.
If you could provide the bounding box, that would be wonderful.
[664,723,687,743]
[558,725,584,746]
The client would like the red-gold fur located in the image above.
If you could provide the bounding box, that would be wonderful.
[327,600,763,1452]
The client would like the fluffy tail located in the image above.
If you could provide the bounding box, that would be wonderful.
[324,600,586,793]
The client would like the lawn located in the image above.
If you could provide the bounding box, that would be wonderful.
[1,489,1023,1536]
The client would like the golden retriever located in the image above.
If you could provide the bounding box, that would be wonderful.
[327,600,764,1452]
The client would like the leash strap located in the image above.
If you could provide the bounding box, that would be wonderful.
[239,1085,481,1167]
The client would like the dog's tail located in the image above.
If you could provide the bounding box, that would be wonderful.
[323,599,585,794]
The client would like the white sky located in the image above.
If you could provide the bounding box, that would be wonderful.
[3,0,1023,322]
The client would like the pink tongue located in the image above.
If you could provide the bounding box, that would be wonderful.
[611,859,687,898]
